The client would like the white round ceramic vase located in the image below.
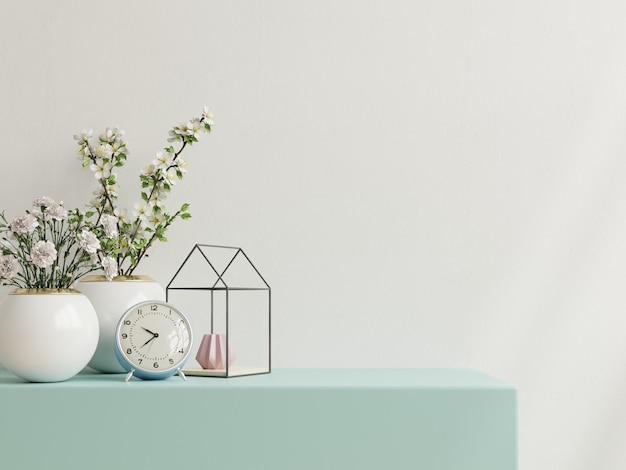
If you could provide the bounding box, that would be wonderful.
[76,275,165,373]
[0,289,99,383]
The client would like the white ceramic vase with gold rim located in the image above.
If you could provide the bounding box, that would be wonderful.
[76,275,165,373]
[0,289,99,382]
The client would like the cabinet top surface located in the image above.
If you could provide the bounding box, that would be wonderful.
[0,368,515,390]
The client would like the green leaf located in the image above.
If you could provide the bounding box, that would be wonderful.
[181,213,192,220]
[180,203,190,212]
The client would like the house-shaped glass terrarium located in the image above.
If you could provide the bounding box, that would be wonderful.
[166,244,270,377]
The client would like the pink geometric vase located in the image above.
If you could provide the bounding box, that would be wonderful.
[196,333,236,369]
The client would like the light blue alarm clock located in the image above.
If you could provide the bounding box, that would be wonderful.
[114,300,193,381]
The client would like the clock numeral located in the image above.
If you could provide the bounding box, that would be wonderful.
[126,348,132,355]
[124,320,131,325]
[169,359,174,365]
[121,333,128,339]
[153,362,159,368]
[138,359,142,364]
[151,304,158,311]
[179,348,184,354]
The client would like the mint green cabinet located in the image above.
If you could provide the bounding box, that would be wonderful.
[0,368,516,469]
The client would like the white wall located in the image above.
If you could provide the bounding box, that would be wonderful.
[2,1,626,468]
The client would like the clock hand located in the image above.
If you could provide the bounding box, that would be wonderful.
[140,331,159,348]
[140,336,156,348]
[140,326,159,347]
[142,327,157,336]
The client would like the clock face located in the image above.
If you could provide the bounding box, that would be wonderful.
[115,301,192,377]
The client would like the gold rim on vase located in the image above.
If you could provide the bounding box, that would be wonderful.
[9,288,83,295]
[78,275,156,283]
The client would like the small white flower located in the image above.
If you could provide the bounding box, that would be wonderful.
[163,168,178,186]
[167,129,182,143]
[11,214,38,234]
[148,188,167,208]
[188,119,203,138]
[92,186,106,197]
[78,229,101,254]
[73,129,93,143]
[88,195,102,208]
[95,144,113,159]
[99,127,124,143]
[116,208,130,225]
[202,106,214,125]
[178,122,191,135]
[99,128,113,141]
[141,163,157,177]
[110,138,128,156]
[132,224,146,239]
[147,212,164,227]
[100,214,119,238]
[177,158,188,173]
[153,151,174,169]
[101,256,118,281]
[132,202,150,221]
[167,122,190,142]
[0,255,19,279]
[78,146,91,158]
[90,159,113,180]
[31,240,57,269]
[92,182,118,198]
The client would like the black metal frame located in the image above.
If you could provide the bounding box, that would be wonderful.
[166,244,271,377]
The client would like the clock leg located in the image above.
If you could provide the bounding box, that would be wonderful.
[125,369,135,382]
[177,368,187,381]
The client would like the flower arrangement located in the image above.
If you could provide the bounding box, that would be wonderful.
[0,197,105,289]
[74,107,213,278]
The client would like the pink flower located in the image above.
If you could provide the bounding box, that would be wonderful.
[101,256,118,281]
[78,230,101,254]
[32,196,55,209]
[0,255,19,279]
[31,241,57,269]
[11,214,38,234]
[100,214,119,238]
[47,203,68,221]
